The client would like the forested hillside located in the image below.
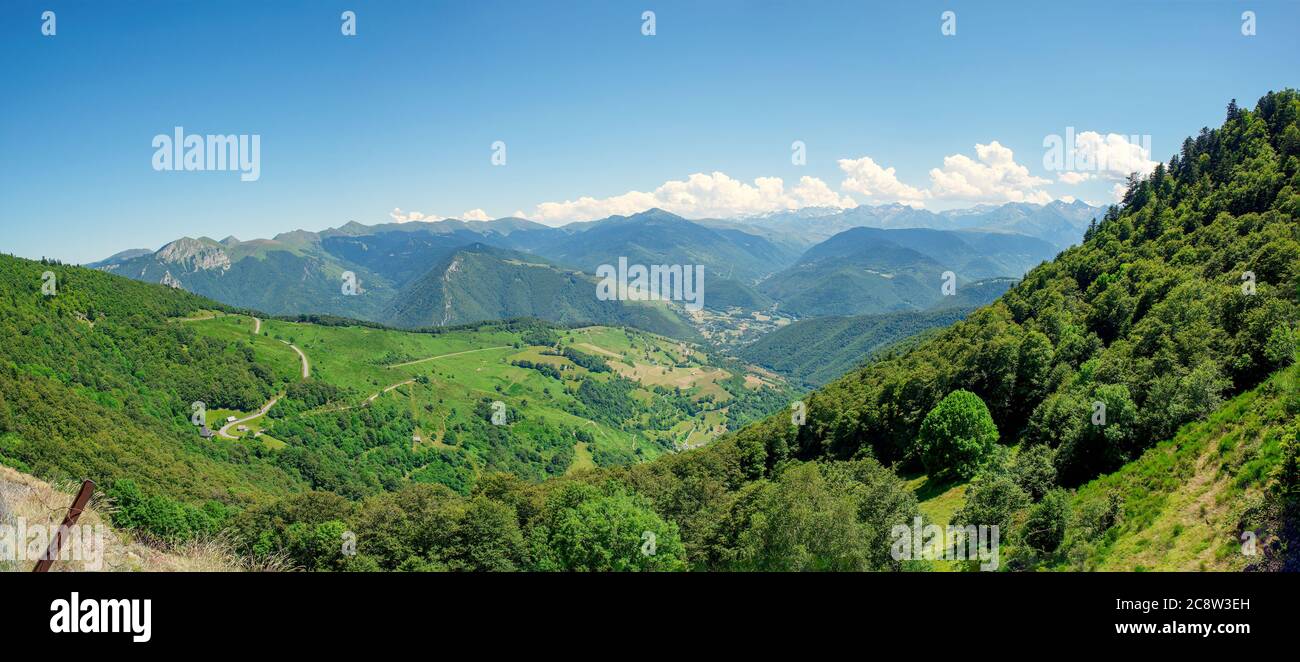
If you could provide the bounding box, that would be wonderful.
[757,227,1052,317]
[0,256,304,538]
[738,307,973,388]
[770,91,1299,485]
[0,255,790,553]
[380,243,697,338]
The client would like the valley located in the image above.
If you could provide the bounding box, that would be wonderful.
[178,312,792,491]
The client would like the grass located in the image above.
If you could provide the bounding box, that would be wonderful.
[0,465,281,572]
[186,317,788,484]
[910,476,969,528]
[567,442,596,475]
[1063,365,1297,571]
[903,473,970,573]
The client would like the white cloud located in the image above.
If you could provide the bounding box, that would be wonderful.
[1110,181,1128,202]
[927,141,1053,204]
[519,171,855,225]
[1073,131,1158,181]
[389,208,439,223]
[388,208,495,223]
[1057,171,1093,185]
[837,156,928,207]
[399,140,1085,226]
[791,176,860,209]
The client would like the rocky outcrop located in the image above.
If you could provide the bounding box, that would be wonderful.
[155,238,231,272]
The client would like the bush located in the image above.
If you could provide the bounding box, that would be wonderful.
[952,472,1029,533]
[1011,444,1057,501]
[1023,488,1071,553]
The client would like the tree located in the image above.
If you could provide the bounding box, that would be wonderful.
[1265,324,1298,368]
[917,390,999,481]
[529,483,686,571]
[1055,383,1137,485]
[447,497,524,571]
[1023,489,1071,553]
[1273,424,1300,499]
[951,472,1029,534]
[1011,444,1057,501]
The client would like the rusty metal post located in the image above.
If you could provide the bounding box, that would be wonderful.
[32,479,96,573]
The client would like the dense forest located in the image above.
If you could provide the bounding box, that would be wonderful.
[2,91,1298,571]
[738,307,974,388]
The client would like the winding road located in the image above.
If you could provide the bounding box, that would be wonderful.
[282,340,310,378]
[366,379,415,403]
[356,345,511,406]
[216,317,309,439]
[386,345,510,368]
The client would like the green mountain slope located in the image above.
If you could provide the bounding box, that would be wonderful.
[0,255,306,531]
[776,91,1299,483]
[738,307,974,388]
[98,235,396,322]
[758,227,1053,317]
[380,243,698,338]
[1058,365,1299,571]
[0,254,789,548]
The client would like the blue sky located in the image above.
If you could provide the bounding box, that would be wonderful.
[1,0,1296,264]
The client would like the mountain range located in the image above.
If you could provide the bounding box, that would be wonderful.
[756,227,1051,317]
[735,198,1101,249]
[89,201,1100,336]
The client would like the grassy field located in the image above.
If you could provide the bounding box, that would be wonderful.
[185,316,791,491]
